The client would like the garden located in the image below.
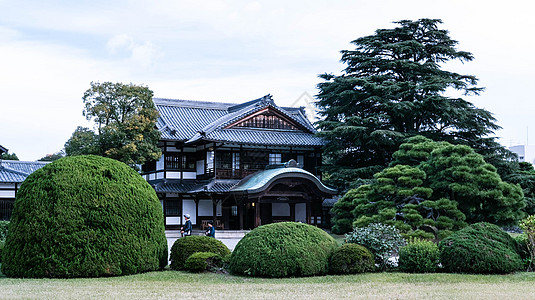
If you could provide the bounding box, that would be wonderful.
[3,155,535,299]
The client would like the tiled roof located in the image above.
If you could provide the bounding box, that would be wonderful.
[152,180,202,193]
[151,179,240,194]
[0,160,49,183]
[205,129,325,146]
[0,168,27,183]
[153,95,323,147]
[0,145,7,154]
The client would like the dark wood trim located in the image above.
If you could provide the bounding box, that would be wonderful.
[255,201,260,227]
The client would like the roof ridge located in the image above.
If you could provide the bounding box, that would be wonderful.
[0,164,32,177]
[153,98,236,109]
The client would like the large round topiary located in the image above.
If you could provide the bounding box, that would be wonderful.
[169,235,230,270]
[439,222,522,274]
[1,155,168,278]
[229,222,338,277]
[330,243,375,274]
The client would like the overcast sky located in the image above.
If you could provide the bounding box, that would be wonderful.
[1,0,534,160]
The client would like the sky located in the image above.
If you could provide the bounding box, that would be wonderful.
[1,0,534,161]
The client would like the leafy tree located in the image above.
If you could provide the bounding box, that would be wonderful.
[65,82,161,168]
[316,18,503,190]
[38,150,65,162]
[0,152,18,160]
[65,126,100,156]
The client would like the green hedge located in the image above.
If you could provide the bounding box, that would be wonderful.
[439,222,522,274]
[170,235,230,270]
[0,240,4,264]
[0,221,8,241]
[184,252,223,272]
[330,243,375,274]
[1,155,168,278]
[398,240,440,273]
[229,222,338,277]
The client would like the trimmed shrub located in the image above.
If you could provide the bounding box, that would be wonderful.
[439,222,522,274]
[184,252,223,272]
[330,243,375,274]
[345,223,406,269]
[229,222,338,277]
[1,155,168,278]
[398,240,440,273]
[170,235,230,270]
[0,221,8,241]
[0,240,4,264]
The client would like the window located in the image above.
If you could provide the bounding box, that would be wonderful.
[216,152,233,169]
[182,154,196,170]
[165,153,196,170]
[232,152,240,170]
[165,153,182,169]
[269,153,282,165]
[165,200,180,216]
[206,151,214,173]
[297,155,304,166]
[231,205,238,217]
[234,113,298,130]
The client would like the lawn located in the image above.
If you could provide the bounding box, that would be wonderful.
[2,266,535,299]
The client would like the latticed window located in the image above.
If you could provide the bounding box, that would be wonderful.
[165,153,196,170]
[234,113,298,130]
[269,153,282,164]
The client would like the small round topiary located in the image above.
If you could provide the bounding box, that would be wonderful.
[169,235,230,270]
[330,243,375,274]
[439,222,522,274]
[184,252,223,272]
[229,222,338,277]
[398,240,440,273]
[1,155,168,278]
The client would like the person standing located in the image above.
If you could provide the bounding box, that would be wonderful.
[205,221,215,238]
[181,214,192,237]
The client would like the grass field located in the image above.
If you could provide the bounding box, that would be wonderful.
[2,266,535,300]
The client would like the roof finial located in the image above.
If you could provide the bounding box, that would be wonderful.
[262,94,274,105]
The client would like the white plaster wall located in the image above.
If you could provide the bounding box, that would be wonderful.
[183,200,197,224]
[166,216,181,225]
[156,155,164,170]
[196,160,205,175]
[182,172,196,179]
[167,172,180,179]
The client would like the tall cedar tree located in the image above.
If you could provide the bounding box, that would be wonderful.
[65,82,161,169]
[316,19,508,190]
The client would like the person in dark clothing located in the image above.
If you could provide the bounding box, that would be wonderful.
[181,214,192,237]
[205,221,215,238]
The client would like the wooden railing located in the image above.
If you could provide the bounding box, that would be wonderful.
[216,169,260,179]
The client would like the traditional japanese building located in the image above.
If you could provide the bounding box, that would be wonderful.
[142,95,337,230]
[0,159,49,220]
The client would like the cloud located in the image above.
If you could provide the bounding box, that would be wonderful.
[106,34,159,68]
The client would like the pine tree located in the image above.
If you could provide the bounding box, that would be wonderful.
[316,19,502,190]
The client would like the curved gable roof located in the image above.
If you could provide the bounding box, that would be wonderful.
[231,164,337,196]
